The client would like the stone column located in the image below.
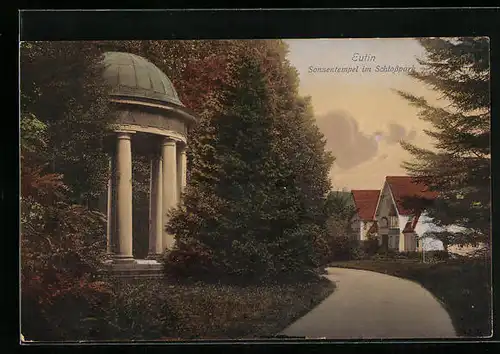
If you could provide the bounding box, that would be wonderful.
[148,153,163,257]
[177,143,187,199]
[114,131,134,262]
[162,138,177,251]
[106,156,114,255]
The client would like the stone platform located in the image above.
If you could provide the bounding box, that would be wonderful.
[102,259,164,278]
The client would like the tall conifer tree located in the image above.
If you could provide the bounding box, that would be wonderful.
[397,37,490,249]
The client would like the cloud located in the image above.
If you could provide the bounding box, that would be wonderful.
[315,112,419,171]
[406,129,417,141]
[383,123,417,145]
[315,110,379,169]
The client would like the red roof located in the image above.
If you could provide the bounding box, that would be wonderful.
[386,176,438,216]
[351,190,380,220]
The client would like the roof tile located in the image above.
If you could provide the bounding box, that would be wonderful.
[352,190,380,220]
[386,176,438,216]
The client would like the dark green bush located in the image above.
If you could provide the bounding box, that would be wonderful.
[350,243,366,260]
[371,247,399,261]
[311,229,332,266]
[163,247,216,281]
[426,250,450,261]
[328,236,365,261]
[360,239,379,257]
[279,224,326,271]
[163,224,324,283]
[101,280,181,340]
[397,251,422,260]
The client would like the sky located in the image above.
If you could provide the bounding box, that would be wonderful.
[284,38,444,191]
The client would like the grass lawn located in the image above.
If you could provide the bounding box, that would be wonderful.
[104,275,336,340]
[328,257,492,337]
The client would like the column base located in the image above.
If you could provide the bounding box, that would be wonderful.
[101,258,163,279]
[111,255,136,264]
[146,253,163,261]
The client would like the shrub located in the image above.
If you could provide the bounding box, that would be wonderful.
[20,166,111,341]
[328,236,365,261]
[360,239,379,257]
[163,245,216,280]
[311,228,332,266]
[424,250,450,263]
[101,280,181,340]
[371,247,399,261]
[21,275,115,341]
[350,242,366,260]
[273,224,324,272]
[426,250,450,261]
[163,223,324,283]
[396,251,422,260]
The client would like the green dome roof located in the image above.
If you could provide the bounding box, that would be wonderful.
[102,51,183,107]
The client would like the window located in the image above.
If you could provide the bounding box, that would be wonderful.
[389,216,398,228]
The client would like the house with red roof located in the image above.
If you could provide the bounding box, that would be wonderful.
[373,176,442,252]
[350,190,380,241]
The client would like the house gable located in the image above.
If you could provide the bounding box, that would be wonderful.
[385,176,438,216]
[351,190,380,221]
[374,182,398,219]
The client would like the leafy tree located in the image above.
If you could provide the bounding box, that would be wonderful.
[166,40,334,279]
[324,190,356,223]
[20,42,118,340]
[321,191,359,261]
[396,37,490,249]
[20,41,116,206]
[20,109,112,340]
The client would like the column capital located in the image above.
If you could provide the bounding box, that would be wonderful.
[162,137,177,146]
[116,131,134,140]
[177,140,188,151]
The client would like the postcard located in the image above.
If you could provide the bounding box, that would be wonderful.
[20,37,491,342]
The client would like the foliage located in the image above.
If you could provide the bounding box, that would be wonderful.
[396,37,491,249]
[21,135,110,340]
[20,40,336,340]
[326,236,362,261]
[20,41,116,206]
[318,190,359,262]
[97,280,181,340]
[103,276,334,340]
[324,190,355,218]
[394,251,422,260]
[164,40,333,279]
[361,239,380,257]
[424,250,451,263]
[20,42,114,341]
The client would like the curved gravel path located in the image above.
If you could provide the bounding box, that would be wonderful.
[280,267,457,339]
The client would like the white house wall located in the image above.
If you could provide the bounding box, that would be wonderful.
[350,214,377,242]
[375,183,392,223]
[397,215,410,251]
[413,212,444,251]
[350,213,362,241]
[374,183,391,247]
